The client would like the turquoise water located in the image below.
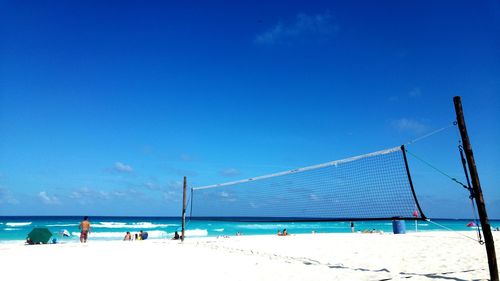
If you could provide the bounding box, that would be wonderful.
[1,216,498,243]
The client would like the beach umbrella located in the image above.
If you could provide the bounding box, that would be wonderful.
[28,228,52,244]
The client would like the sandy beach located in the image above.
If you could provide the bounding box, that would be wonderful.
[0,231,498,281]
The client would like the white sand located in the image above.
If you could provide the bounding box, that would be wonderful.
[1,231,498,280]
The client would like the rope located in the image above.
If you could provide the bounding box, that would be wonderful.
[405,123,455,146]
[458,144,484,244]
[470,199,484,244]
[405,121,484,245]
[404,149,469,189]
[425,219,482,243]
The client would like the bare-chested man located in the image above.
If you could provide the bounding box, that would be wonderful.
[79,216,91,243]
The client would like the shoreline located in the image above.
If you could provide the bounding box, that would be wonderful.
[0,228,490,245]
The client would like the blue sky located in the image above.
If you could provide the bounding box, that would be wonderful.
[0,0,499,218]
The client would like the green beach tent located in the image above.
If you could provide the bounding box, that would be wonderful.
[27,228,52,244]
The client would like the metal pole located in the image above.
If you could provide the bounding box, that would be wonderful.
[453,96,498,281]
[181,176,187,242]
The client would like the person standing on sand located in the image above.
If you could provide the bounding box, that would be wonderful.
[350,221,355,233]
[79,216,91,243]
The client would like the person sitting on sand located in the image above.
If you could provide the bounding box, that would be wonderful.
[139,230,148,240]
[124,232,132,241]
[172,231,180,240]
[283,229,288,236]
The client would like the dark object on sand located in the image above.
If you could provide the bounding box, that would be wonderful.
[392,220,406,234]
[27,228,53,244]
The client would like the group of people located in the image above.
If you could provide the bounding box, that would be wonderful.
[123,230,149,241]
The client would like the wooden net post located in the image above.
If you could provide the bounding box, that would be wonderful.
[454,96,498,281]
[181,176,187,242]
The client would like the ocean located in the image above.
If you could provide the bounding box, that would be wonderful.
[1,216,498,244]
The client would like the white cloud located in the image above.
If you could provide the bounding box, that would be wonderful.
[220,168,240,177]
[255,12,338,45]
[391,118,428,134]
[114,162,133,173]
[38,191,60,205]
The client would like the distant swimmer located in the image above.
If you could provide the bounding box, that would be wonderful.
[79,216,91,243]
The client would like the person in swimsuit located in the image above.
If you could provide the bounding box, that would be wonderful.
[79,216,91,243]
[124,231,132,241]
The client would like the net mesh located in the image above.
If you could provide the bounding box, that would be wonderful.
[190,146,425,221]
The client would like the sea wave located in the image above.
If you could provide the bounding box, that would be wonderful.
[235,223,339,230]
[92,222,177,229]
[6,222,32,227]
[185,229,208,237]
[214,228,224,232]
[4,228,18,231]
[236,224,288,230]
[70,230,168,239]
[46,224,79,227]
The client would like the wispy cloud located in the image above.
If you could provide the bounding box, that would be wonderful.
[69,187,110,204]
[162,181,184,202]
[220,168,240,177]
[164,166,198,177]
[255,12,338,45]
[179,154,193,162]
[38,191,60,205]
[389,87,423,102]
[113,162,133,173]
[408,87,422,98]
[309,194,320,201]
[391,118,428,134]
[0,187,19,204]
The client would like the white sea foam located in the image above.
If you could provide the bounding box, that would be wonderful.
[4,228,17,231]
[185,229,208,237]
[237,224,287,230]
[46,224,79,227]
[6,222,32,227]
[214,228,224,232]
[93,222,176,229]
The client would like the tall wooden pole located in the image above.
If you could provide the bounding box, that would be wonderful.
[181,176,187,242]
[454,96,498,281]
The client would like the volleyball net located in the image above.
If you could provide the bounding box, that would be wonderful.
[189,145,426,222]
